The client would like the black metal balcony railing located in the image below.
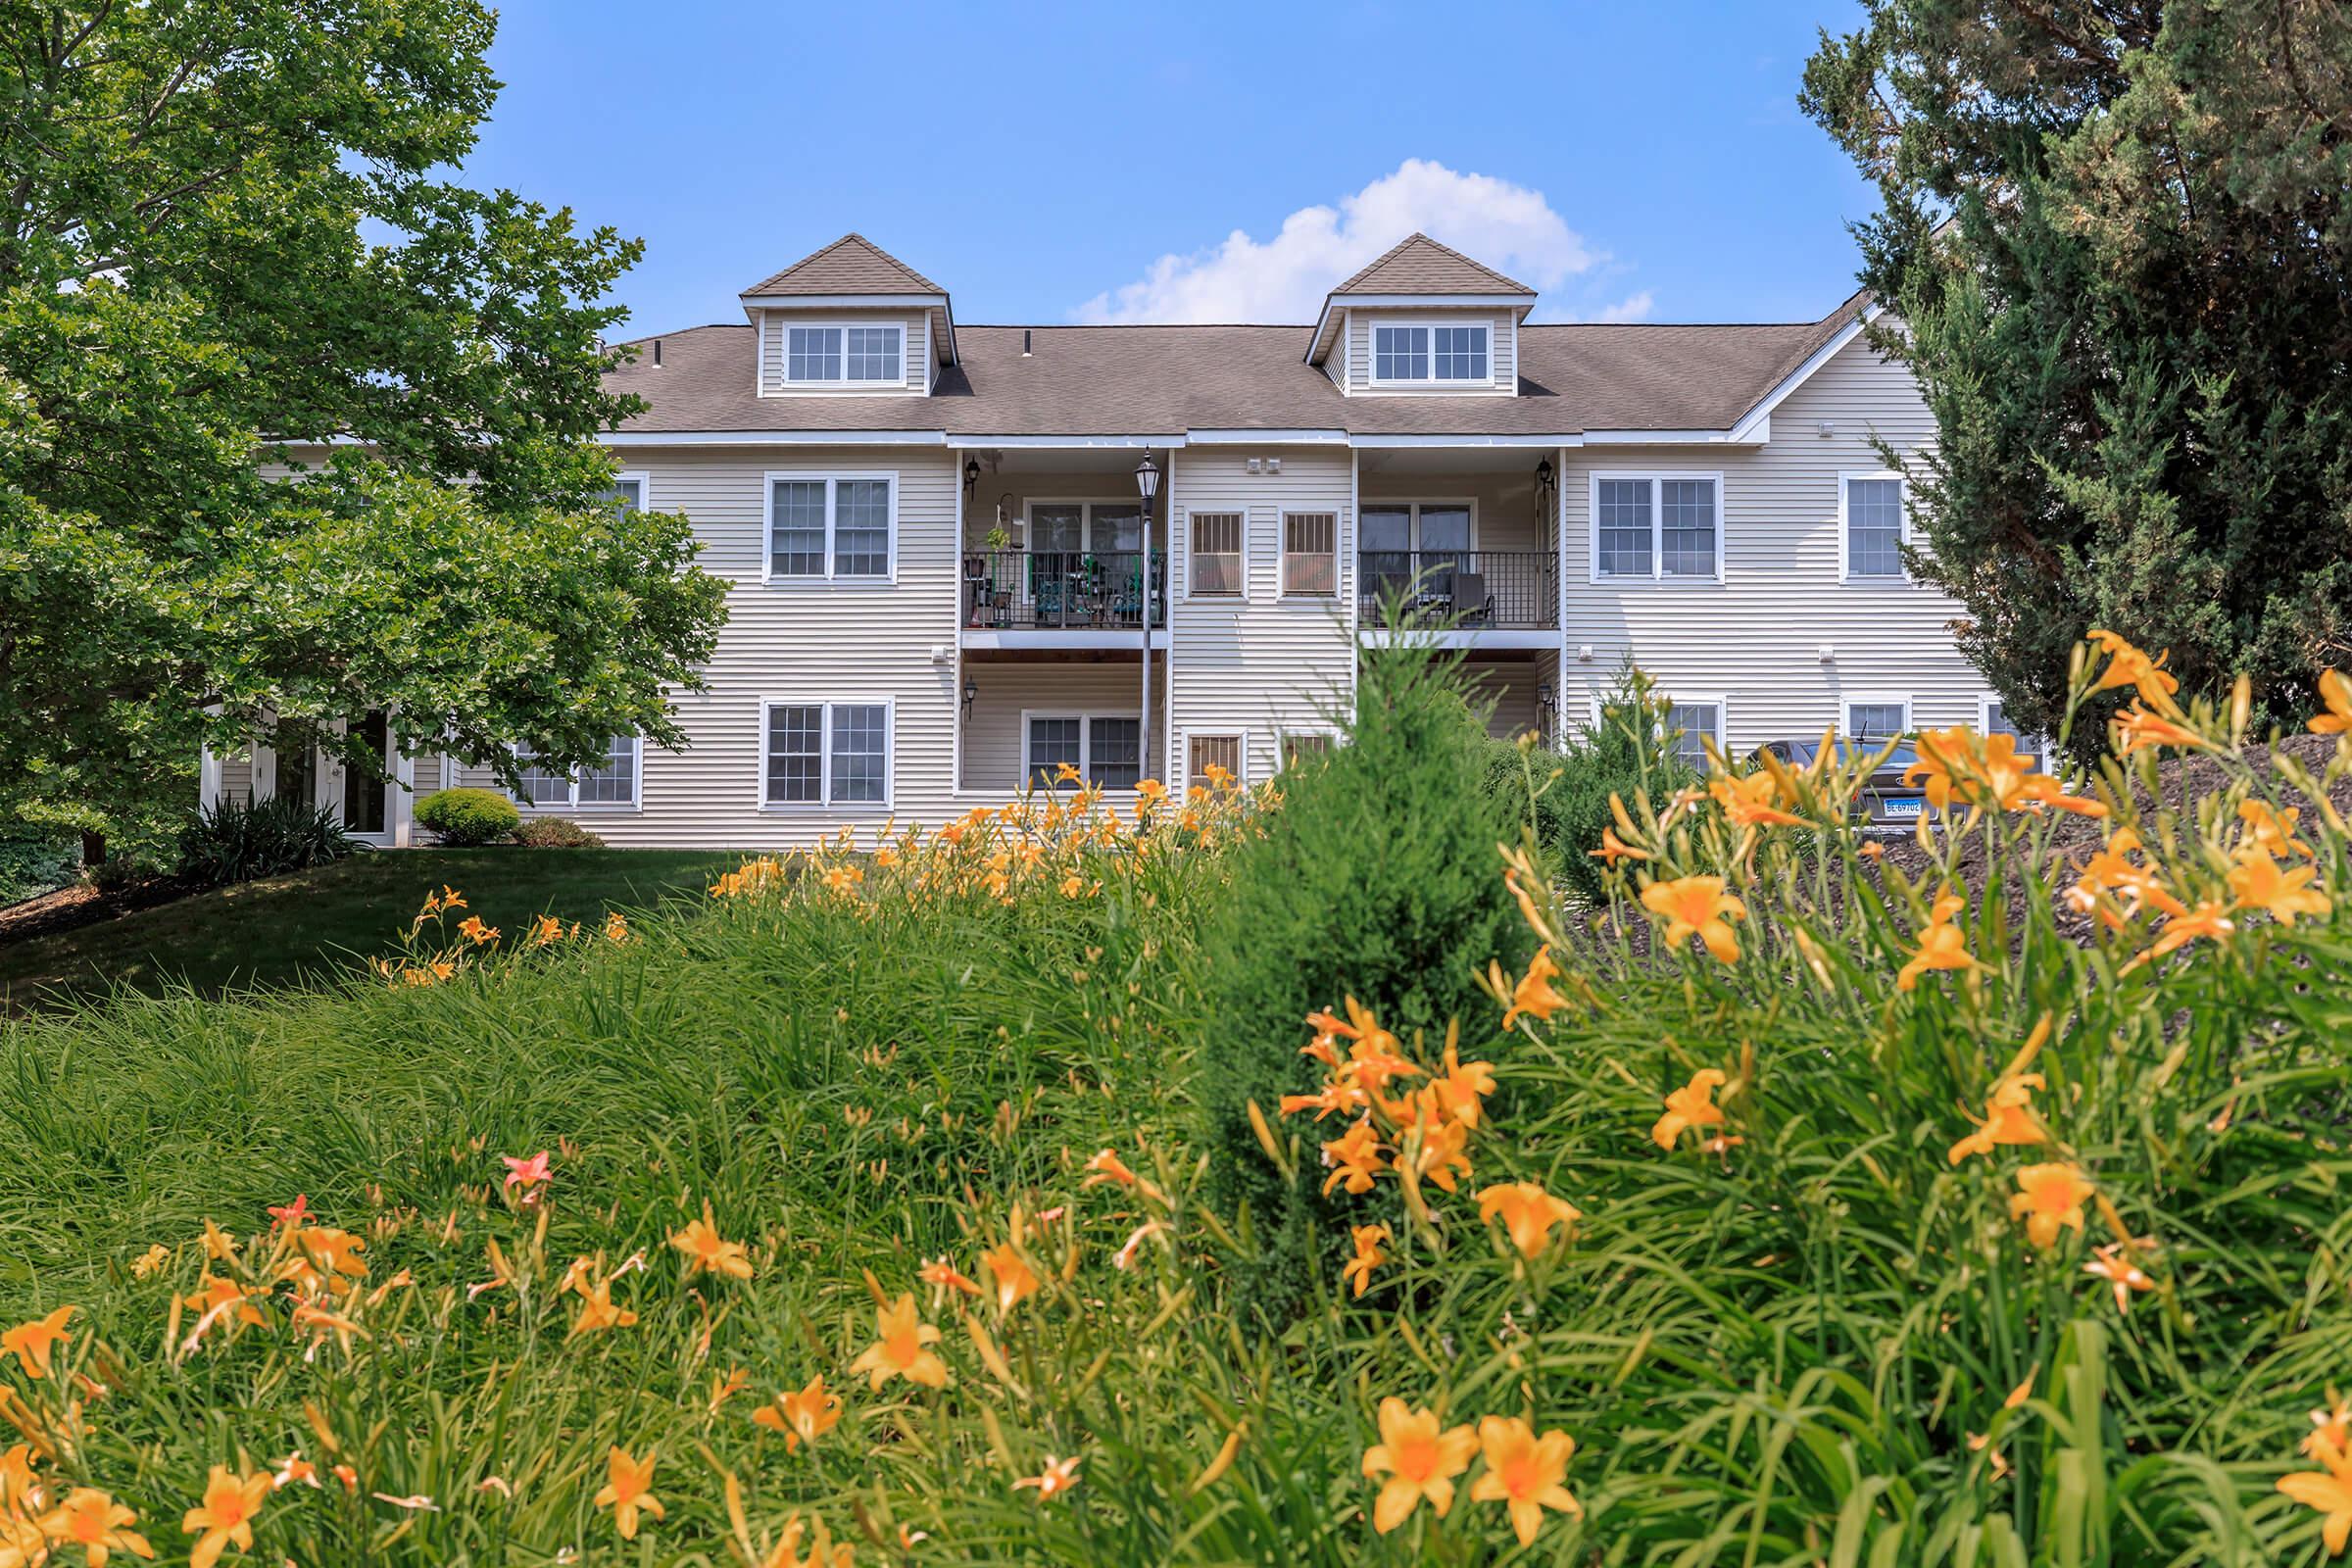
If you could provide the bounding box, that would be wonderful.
[963,550,1167,630]
[1357,549,1558,629]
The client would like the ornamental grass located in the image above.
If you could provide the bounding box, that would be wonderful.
[2,643,2351,1564]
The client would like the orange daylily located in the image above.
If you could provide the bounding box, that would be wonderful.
[669,1203,755,1282]
[2229,845,2333,925]
[1429,1043,1496,1128]
[1080,1150,1140,1190]
[181,1466,270,1568]
[2306,1398,2352,1463]
[1467,1416,1582,1546]
[592,1446,663,1541]
[2082,1244,2155,1313]
[1709,769,1806,828]
[1639,875,1746,963]
[2008,1163,2094,1250]
[39,1488,153,1567]
[1343,1224,1389,1298]
[1410,1118,1473,1195]
[1013,1454,1082,1501]
[1896,891,1981,991]
[1476,1180,1581,1258]
[1591,826,1648,865]
[2239,800,2314,859]
[2112,704,2209,757]
[2279,1443,2352,1556]
[1494,946,1567,1032]
[753,1375,842,1452]
[2310,668,2352,735]
[1360,1397,1478,1533]
[1651,1068,1728,1151]
[1,1305,74,1380]
[2123,901,2236,974]
[567,1277,638,1339]
[2086,629,2183,715]
[847,1294,949,1391]
[1946,1073,2046,1164]
[1320,1120,1387,1197]
[2064,827,2186,929]
[979,1241,1039,1315]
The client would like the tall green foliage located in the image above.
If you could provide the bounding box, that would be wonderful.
[0,3,728,860]
[1198,639,1528,1316]
[1800,0,2352,751]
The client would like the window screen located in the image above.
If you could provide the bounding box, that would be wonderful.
[765,705,824,804]
[1846,476,1904,577]
[1191,512,1243,596]
[1596,479,1653,577]
[1189,733,1242,786]
[1283,513,1337,596]
[1666,703,1720,770]
[1846,703,1908,742]
[786,326,841,381]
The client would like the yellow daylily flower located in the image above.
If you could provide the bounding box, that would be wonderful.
[592,1446,663,1541]
[1466,1416,1582,1546]
[1639,875,1745,963]
[1359,1397,1477,1533]
[1651,1068,1729,1151]
[2008,1163,2094,1250]
[846,1294,949,1391]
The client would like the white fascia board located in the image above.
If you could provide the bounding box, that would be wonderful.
[947,433,1188,449]
[1185,428,1349,445]
[1725,305,1881,443]
[602,429,949,447]
[1327,293,1538,310]
[1349,432,1581,449]
[1579,423,1768,446]
[736,292,950,312]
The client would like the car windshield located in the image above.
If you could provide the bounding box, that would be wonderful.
[1766,738,1918,769]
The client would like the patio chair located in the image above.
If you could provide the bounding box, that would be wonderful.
[1449,571,1492,625]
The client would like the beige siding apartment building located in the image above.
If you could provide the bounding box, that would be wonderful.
[206,232,2003,848]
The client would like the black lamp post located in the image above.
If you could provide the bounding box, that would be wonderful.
[1134,450,1160,784]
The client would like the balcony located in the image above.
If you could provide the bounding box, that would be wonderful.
[1357,549,1557,630]
[962,549,1168,631]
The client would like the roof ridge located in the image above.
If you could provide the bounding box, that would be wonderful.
[743,232,947,298]
[1329,231,1535,297]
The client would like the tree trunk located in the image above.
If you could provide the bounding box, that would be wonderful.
[80,829,106,868]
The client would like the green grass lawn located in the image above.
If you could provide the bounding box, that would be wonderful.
[0,847,742,1008]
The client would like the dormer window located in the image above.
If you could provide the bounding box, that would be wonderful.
[1372,321,1491,386]
[783,323,905,386]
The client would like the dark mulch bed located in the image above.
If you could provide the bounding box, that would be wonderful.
[1878,732,2350,937]
[0,875,193,947]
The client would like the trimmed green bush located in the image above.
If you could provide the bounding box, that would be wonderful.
[1198,634,1531,1318]
[174,796,359,887]
[414,786,521,847]
[513,815,605,849]
[1540,662,1693,902]
[0,830,79,906]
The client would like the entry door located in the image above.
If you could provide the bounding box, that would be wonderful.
[317,711,395,845]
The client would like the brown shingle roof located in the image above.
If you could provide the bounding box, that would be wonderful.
[607,299,1870,439]
[743,233,946,298]
[1330,232,1535,296]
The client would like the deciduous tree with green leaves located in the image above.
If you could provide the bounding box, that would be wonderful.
[0,1,727,863]
[1801,0,2350,752]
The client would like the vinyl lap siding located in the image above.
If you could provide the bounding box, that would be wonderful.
[958,662,1165,794]
[1559,336,1976,752]
[481,445,959,847]
[1167,446,1355,787]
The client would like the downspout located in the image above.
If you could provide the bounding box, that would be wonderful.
[1140,448,1153,784]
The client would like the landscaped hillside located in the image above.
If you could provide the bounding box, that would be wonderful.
[2,639,2350,1566]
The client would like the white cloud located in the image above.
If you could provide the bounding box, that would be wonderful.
[1071,159,1606,324]
[1586,290,1654,324]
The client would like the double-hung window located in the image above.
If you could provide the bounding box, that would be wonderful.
[513,736,640,809]
[1664,702,1723,771]
[1190,512,1243,597]
[1841,471,1907,581]
[1371,321,1492,385]
[1187,733,1244,788]
[1982,697,2041,768]
[1025,712,1142,790]
[1282,512,1338,597]
[782,323,904,386]
[766,473,896,580]
[1844,699,1911,742]
[1592,474,1722,581]
[762,701,892,808]
[595,473,646,514]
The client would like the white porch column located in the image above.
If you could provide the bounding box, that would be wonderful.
[1555,443,1572,752]
[391,748,416,847]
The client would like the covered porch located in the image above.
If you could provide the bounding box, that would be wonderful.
[957,444,1170,645]
[1355,444,1562,638]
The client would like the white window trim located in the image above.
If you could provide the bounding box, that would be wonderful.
[1277,507,1344,601]
[1838,469,1910,585]
[1365,316,1498,390]
[1358,498,1481,549]
[1182,507,1250,603]
[758,698,896,812]
[609,470,650,511]
[1588,471,1726,585]
[776,320,907,389]
[1183,730,1249,790]
[1277,728,1341,770]
[1841,693,1914,741]
[511,736,644,815]
[1663,695,1729,768]
[1019,708,1144,792]
[762,470,899,584]
[1979,694,2047,762]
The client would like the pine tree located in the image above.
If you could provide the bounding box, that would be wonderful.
[1801,1,2351,748]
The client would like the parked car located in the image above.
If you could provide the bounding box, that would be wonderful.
[1746,736,1931,828]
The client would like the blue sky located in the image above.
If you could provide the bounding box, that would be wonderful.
[466,1,1878,334]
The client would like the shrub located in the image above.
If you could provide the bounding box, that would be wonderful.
[174,795,359,887]
[1540,661,1693,902]
[414,787,521,847]
[0,830,78,905]
[1198,631,1531,1319]
[512,815,605,849]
